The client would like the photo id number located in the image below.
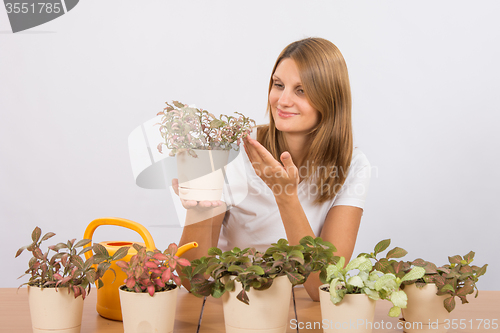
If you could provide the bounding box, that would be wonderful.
[5,3,62,14]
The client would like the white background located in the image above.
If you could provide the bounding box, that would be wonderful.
[1,1,498,290]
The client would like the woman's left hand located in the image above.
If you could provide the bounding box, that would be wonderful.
[244,136,300,198]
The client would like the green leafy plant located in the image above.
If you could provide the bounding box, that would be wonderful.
[116,243,191,296]
[157,100,256,157]
[362,239,488,313]
[323,253,425,317]
[183,236,336,305]
[15,226,129,299]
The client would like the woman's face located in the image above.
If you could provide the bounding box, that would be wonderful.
[269,58,320,136]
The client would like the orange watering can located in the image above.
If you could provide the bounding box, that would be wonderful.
[84,217,197,321]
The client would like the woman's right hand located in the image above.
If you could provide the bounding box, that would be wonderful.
[171,178,224,210]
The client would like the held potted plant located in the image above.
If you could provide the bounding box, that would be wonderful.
[116,243,190,333]
[183,236,336,333]
[156,101,255,201]
[16,226,128,333]
[319,250,425,333]
[363,240,488,333]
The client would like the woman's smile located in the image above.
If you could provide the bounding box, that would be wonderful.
[277,108,299,118]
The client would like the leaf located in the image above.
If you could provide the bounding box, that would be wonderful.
[448,255,462,264]
[374,239,391,255]
[111,247,130,261]
[236,289,249,305]
[41,232,56,242]
[31,227,42,243]
[388,306,402,317]
[440,284,455,293]
[347,276,364,288]
[463,251,475,264]
[207,247,222,256]
[70,255,85,269]
[176,258,191,267]
[74,239,91,248]
[93,243,109,257]
[456,284,474,296]
[247,265,265,276]
[225,278,235,292]
[476,264,488,277]
[401,267,425,283]
[411,258,426,266]
[228,265,244,273]
[286,271,304,285]
[390,290,408,308]
[443,296,456,313]
[386,247,408,259]
[15,246,27,258]
[374,258,392,273]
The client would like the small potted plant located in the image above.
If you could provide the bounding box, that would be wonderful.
[363,240,488,333]
[398,253,488,332]
[183,236,336,333]
[16,226,128,333]
[156,101,255,201]
[116,243,190,333]
[319,245,425,333]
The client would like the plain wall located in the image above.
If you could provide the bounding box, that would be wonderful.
[1,1,498,290]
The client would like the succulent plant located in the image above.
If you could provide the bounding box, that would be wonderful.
[156,100,256,157]
[361,239,488,313]
[183,236,336,305]
[116,243,190,296]
[15,226,129,299]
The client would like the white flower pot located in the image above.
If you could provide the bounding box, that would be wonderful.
[28,286,84,333]
[319,285,376,333]
[222,275,292,333]
[176,149,230,201]
[399,284,450,333]
[119,285,178,333]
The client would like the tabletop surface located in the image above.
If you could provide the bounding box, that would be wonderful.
[1,287,499,332]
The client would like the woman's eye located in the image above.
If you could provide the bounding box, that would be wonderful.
[297,88,305,95]
[273,82,284,89]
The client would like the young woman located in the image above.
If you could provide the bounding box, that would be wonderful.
[176,37,371,301]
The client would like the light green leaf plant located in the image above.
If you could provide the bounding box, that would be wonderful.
[324,250,425,317]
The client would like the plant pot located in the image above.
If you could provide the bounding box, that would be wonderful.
[28,286,84,333]
[399,284,449,333]
[222,275,292,333]
[319,285,376,333]
[119,285,178,333]
[176,149,230,201]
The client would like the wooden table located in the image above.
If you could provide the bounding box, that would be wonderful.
[1,287,498,332]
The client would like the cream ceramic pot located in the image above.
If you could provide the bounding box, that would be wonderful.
[28,286,84,333]
[222,275,292,333]
[119,285,178,333]
[400,284,449,333]
[319,285,376,333]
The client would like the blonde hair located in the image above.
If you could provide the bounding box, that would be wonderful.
[258,37,353,204]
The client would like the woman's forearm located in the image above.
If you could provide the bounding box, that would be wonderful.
[275,194,322,301]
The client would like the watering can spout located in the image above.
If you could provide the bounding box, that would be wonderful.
[176,242,198,257]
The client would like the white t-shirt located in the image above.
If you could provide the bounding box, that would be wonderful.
[218,130,371,252]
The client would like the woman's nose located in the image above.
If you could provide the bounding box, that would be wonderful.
[278,89,293,107]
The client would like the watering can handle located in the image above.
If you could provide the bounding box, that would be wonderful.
[83,217,156,260]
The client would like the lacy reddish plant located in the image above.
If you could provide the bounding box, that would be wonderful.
[117,243,190,296]
[157,100,255,157]
[15,226,129,300]
[361,239,488,313]
[407,252,487,312]
[183,236,336,305]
